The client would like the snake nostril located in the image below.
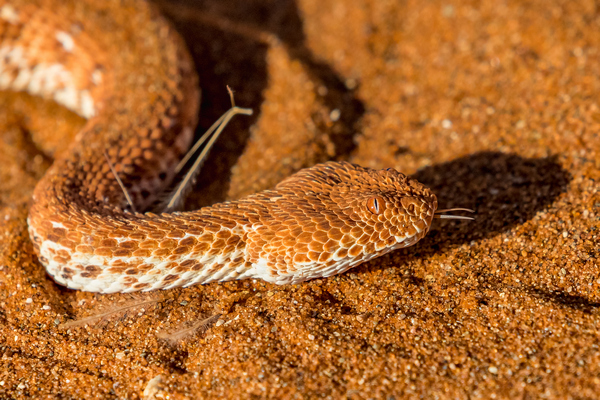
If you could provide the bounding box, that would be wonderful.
[400,197,420,215]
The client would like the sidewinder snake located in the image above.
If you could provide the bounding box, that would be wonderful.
[1,0,471,293]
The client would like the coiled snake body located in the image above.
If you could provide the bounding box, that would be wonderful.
[2,0,439,293]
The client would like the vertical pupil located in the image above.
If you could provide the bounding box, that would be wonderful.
[368,197,384,214]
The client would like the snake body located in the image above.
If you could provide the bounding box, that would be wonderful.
[3,0,438,293]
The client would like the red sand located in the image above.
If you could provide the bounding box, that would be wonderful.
[1,0,599,398]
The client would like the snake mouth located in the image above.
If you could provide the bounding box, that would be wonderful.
[416,212,435,242]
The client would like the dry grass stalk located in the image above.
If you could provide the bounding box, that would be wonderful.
[157,313,222,344]
[62,293,165,328]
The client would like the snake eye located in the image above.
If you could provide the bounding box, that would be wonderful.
[366,196,385,215]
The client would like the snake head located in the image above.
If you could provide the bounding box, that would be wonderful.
[323,162,438,252]
[257,161,438,284]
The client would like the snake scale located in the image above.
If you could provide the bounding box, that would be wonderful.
[2,0,454,293]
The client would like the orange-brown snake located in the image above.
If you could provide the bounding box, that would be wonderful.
[1,0,470,293]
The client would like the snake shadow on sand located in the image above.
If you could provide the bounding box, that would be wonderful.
[363,151,571,273]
